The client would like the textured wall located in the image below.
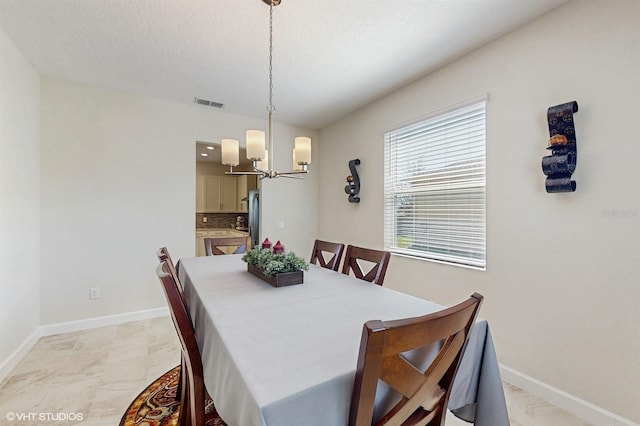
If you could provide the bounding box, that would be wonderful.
[317,0,639,421]
[0,27,40,370]
[39,77,317,324]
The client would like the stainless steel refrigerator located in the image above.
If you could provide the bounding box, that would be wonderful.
[248,189,260,248]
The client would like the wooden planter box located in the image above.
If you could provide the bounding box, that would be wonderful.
[247,264,304,287]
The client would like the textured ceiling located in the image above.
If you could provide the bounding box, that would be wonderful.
[0,0,566,129]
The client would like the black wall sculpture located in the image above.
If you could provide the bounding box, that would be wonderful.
[542,101,579,193]
[344,159,361,203]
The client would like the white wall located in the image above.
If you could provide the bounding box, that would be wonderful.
[259,126,319,256]
[0,28,40,365]
[40,77,317,324]
[318,0,639,422]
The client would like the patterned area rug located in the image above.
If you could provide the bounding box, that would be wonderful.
[120,365,226,426]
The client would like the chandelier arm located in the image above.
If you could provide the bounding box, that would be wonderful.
[277,174,305,180]
[225,171,266,176]
[277,170,309,176]
[254,166,269,174]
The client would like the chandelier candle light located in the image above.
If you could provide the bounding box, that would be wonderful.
[221,0,311,179]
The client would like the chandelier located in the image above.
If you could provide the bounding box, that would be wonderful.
[221,0,311,179]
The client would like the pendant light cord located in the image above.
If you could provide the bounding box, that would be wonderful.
[266,0,275,174]
[267,1,275,114]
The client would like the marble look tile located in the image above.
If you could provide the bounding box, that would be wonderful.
[146,348,180,383]
[444,413,470,425]
[504,382,594,426]
[147,334,179,353]
[25,332,82,357]
[0,368,55,412]
[55,357,106,384]
[147,340,180,361]
[10,352,70,376]
[86,378,148,420]
[39,330,83,346]
[100,355,148,384]
[104,338,150,364]
[148,315,176,333]
[0,386,47,417]
[37,375,99,416]
[114,321,149,340]
[145,364,179,386]
[72,326,118,353]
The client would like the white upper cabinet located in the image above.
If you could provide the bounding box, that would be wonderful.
[197,175,239,213]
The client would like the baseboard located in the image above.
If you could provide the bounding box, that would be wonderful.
[0,307,169,383]
[500,364,639,426]
[0,328,43,384]
[37,307,168,336]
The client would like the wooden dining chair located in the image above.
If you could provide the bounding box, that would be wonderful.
[156,246,192,418]
[309,239,345,271]
[204,236,251,256]
[341,245,391,285]
[156,247,186,407]
[157,247,180,286]
[156,261,221,426]
[349,293,483,426]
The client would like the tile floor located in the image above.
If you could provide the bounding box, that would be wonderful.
[0,317,593,426]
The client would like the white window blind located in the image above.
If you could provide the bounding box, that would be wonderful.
[384,99,486,269]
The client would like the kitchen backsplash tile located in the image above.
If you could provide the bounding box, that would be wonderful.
[196,213,248,229]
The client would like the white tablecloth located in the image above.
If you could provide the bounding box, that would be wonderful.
[178,255,508,426]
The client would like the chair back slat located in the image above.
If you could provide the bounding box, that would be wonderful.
[342,245,391,285]
[310,239,345,271]
[349,293,483,426]
[204,236,251,256]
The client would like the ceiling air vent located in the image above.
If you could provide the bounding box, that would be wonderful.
[194,97,224,109]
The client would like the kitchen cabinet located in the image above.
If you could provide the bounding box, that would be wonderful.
[196,177,205,212]
[196,229,250,256]
[197,175,238,212]
[197,174,257,213]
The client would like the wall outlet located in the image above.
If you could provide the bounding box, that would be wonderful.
[276,220,285,229]
[89,287,100,299]
[202,216,208,223]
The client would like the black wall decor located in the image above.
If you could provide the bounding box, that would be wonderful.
[542,101,579,193]
[344,159,361,203]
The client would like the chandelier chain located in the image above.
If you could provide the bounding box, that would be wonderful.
[267,1,275,113]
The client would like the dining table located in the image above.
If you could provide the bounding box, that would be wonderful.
[178,254,509,426]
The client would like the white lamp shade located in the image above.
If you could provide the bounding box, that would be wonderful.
[221,139,239,166]
[293,150,303,171]
[294,137,311,164]
[256,150,268,171]
[246,130,266,160]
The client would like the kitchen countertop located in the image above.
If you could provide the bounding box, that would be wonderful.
[196,228,249,234]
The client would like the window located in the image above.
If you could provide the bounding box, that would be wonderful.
[383,98,486,269]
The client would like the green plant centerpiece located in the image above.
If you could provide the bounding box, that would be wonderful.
[242,246,308,276]
[242,246,309,287]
